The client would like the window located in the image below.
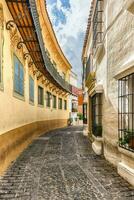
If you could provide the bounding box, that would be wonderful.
[83,103,87,124]
[14,54,24,96]
[46,91,51,107]
[38,86,44,105]
[118,73,134,152]
[0,6,4,86]
[91,93,102,137]
[58,98,62,109]
[53,95,57,109]
[72,102,77,112]
[29,76,34,103]
[64,100,67,110]
[93,0,103,49]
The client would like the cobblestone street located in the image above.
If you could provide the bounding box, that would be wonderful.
[0,126,134,200]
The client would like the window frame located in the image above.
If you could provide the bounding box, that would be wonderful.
[118,73,134,152]
[91,93,102,137]
[64,100,67,110]
[46,91,51,108]
[29,75,34,104]
[52,95,57,109]
[13,54,24,98]
[58,98,62,110]
[38,86,44,106]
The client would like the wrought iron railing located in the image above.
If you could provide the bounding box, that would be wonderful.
[93,0,103,49]
[44,53,71,92]
[86,56,91,81]
[29,0,71,93]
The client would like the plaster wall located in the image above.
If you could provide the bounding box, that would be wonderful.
[0,0,70,173]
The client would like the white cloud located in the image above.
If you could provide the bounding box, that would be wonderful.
[47,0,91,87]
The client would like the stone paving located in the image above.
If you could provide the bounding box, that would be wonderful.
[0,126,134,200]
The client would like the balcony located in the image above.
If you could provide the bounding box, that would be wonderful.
[85,72,96,90]
[85,56,96,90]
[92,0,104,57]
[44,53,71,92]
[86,56,91,81]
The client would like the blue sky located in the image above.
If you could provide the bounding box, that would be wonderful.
[46,0,90,87]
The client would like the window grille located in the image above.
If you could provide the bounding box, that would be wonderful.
[118,73,134,152]
[86,56,91,81]
[93,0,103,49]
[91,93,102,137]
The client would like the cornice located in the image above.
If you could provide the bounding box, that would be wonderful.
[82,0,95,60]
[39,0,72,70]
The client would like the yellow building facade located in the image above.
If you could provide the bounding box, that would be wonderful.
[0,0,72,174]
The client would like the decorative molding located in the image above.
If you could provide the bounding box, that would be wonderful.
[28,61,34,68]
[6,20,16,30]
[114,57,134,80]
[37,74,43,80]
[42,78,47,84]
[24,53,30,60]
[61,92,66,97]
[89,84,103,97]
[17,41,26,49]
[33,69,38,75]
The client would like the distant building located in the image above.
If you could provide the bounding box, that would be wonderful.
[69,71,79,125]
[78,88,83,114]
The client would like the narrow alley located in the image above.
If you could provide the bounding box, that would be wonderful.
[0,126,133,200]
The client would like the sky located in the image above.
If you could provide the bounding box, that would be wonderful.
[46,0,91,87]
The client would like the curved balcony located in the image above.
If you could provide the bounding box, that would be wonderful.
[44,53,71,92]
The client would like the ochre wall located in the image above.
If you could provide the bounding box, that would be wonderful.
[0,0,70,174]
[0,119,67,175]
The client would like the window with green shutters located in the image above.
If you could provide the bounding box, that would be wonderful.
[53,95,57,109]
[58,98,62,109]
[14,54,24,96]
[29,76,34,103]
[38,86,44,105]
[46,91,51,107]
[64,100,67,110]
